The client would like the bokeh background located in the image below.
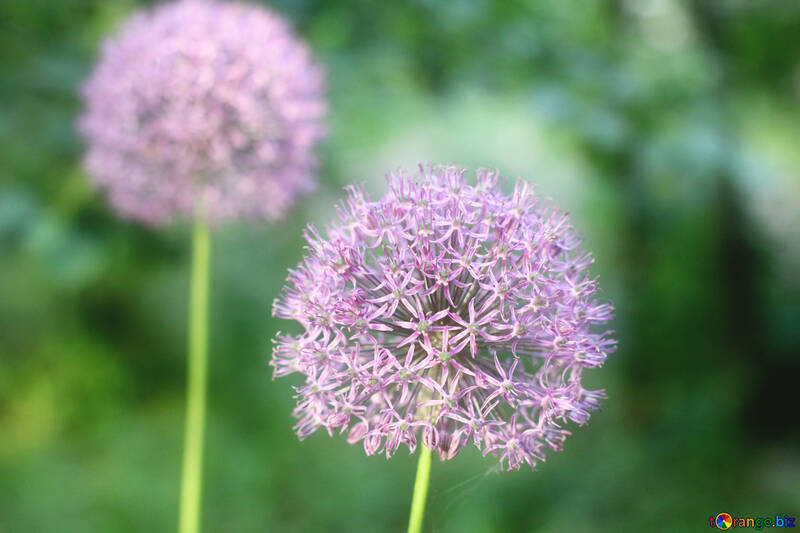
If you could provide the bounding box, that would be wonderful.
[1,0,799,531]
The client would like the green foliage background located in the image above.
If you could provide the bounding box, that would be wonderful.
[1,1,799,531]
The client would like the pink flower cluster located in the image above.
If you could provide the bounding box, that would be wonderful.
[79,0,326,224]
[273,165,616,470]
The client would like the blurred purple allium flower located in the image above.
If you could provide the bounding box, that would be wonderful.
[272,165,616,470]
[79,0,326,225]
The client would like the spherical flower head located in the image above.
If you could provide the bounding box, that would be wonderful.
[79,0,326,225]
[272,165,616,470]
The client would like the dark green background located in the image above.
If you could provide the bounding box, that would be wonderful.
[1,1,799,531]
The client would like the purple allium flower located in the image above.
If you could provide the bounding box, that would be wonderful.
[79,0,326,225]
[272,165,616,470]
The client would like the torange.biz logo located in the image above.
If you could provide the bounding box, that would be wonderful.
[709,513,796,530]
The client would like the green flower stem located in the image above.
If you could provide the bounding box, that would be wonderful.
[407,444,433,533]
[179,219,211,533]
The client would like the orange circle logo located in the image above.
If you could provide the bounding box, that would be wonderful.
[716,513,733,530]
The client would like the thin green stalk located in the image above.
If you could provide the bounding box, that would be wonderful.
[407,445,433,533]
[179,219,211,533]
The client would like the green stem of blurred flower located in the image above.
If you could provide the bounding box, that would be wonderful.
[179,220,211,533]
[407,444,432,533]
